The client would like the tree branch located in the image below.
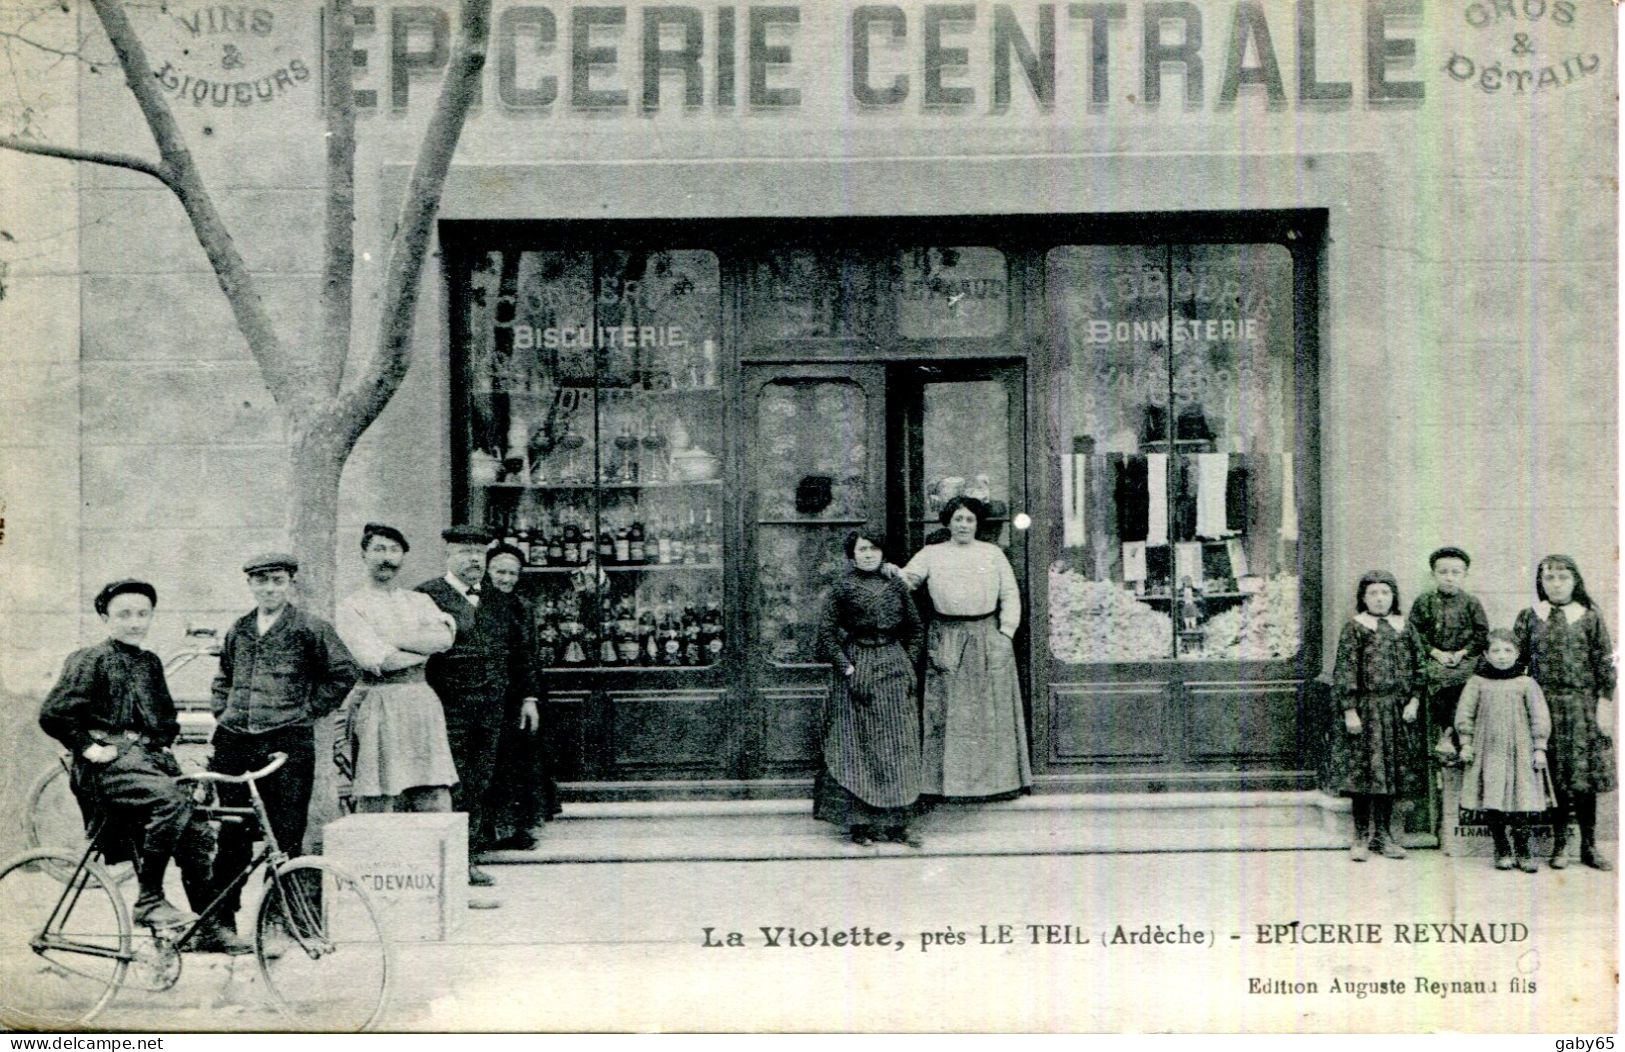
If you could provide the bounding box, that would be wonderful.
[0,133,172,186]
[332,0,491,447]
[85,0,297,408]
[0,28,94,65]
[318,0,356,398]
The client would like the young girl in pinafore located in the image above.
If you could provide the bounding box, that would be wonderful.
[1514,555,1615,870]
[1330,570,1424,861]
[1455,629,1552,872]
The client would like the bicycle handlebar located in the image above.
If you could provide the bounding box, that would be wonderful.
[177,751,287,784]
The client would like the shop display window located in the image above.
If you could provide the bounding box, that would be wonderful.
[1045,243,1302,665]
[459,248,726,670]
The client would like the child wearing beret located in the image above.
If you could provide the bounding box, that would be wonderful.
[1408,546,1489,765]
[38,580,224,942]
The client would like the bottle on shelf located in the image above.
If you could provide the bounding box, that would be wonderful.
[511,509,532,562]
[616,600,641,664]
[670,514,687,566]
[701,508,717,566]
[597,525,616,565]
[641,416,668,483]
[615,420,640,483]
[654,516,672,566]
[535,599,559,667]
[659,606,683,666]
[701,601,724,665]
[701,338,718,388]
[628,520,647,565]
[529,519,546,565]
[639,609,660,665]
[547,517,565,567]
[563,517,584,566]
[614,523,632,564]
[686,343,703,390]
[598,596,620,666]
[682,606,703,666]
[559,604,587,667]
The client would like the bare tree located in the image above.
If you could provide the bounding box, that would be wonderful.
[0,0,493,617]
[2,0,491,843]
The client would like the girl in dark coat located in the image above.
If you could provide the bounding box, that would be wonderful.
[1514,555,1615,870]
[814,529,925,847]
[1329,570,1424,861]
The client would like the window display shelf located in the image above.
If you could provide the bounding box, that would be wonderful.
[601,385,723,397]
[481,480,722,491]
[756,518,868,527]
[598,480,722,490]
[541,662,722,672]
[602,564,723,573]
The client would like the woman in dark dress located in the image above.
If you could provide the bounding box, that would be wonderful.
[1514,554,1615,870]
[481,544,560,849]
[1329,570,1423,861]
[814,529,925,847]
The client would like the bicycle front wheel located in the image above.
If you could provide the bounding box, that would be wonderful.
[254,857,391,1032]
[0,849,132,1031]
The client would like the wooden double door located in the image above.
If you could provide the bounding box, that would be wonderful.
[736,360,1029,782]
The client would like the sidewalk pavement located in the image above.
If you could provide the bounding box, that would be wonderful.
[64,846,1618,1034]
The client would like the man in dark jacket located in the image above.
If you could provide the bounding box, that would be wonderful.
[417,526,538,888]
[208,552,359,942]
[39,580,221,943]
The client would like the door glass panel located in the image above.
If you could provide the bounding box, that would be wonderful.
[919,379,1011,551]
[896,247,1008,338]
[755,380,870,521]
[757,525,854,665]
[1044,245,1175,664]
[1169,244,1300,661]
[746,250,874,341]
[754,378,872,666]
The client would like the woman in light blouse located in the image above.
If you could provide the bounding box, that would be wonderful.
[896,496,1032,799]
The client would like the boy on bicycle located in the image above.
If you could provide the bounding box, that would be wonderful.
[38,579,245,952]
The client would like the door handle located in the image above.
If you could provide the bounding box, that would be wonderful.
[1013,513,1031,531]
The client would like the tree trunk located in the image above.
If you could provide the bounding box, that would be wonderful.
[287,427,349,851]
[287,429,346,621]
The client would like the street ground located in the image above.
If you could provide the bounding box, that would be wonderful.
[28,846,1618,1035]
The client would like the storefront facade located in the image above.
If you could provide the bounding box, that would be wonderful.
[441,212,1320,793]
[0,1,1615,808]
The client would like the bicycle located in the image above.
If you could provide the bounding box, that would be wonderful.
[0,753,392,1032]
[21,626,221,880]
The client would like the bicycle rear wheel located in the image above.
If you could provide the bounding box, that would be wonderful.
[0,849,132,1031]
[23,762,135,885]
[254,857,391,1032]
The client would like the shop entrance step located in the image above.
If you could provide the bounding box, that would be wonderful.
[480,791,1365,864]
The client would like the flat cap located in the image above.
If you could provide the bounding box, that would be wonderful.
[442,524,494,545]
[361,522,410,553]
[243,551,298,576]
[1428,546,1471,569]
[95,579,157,616]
